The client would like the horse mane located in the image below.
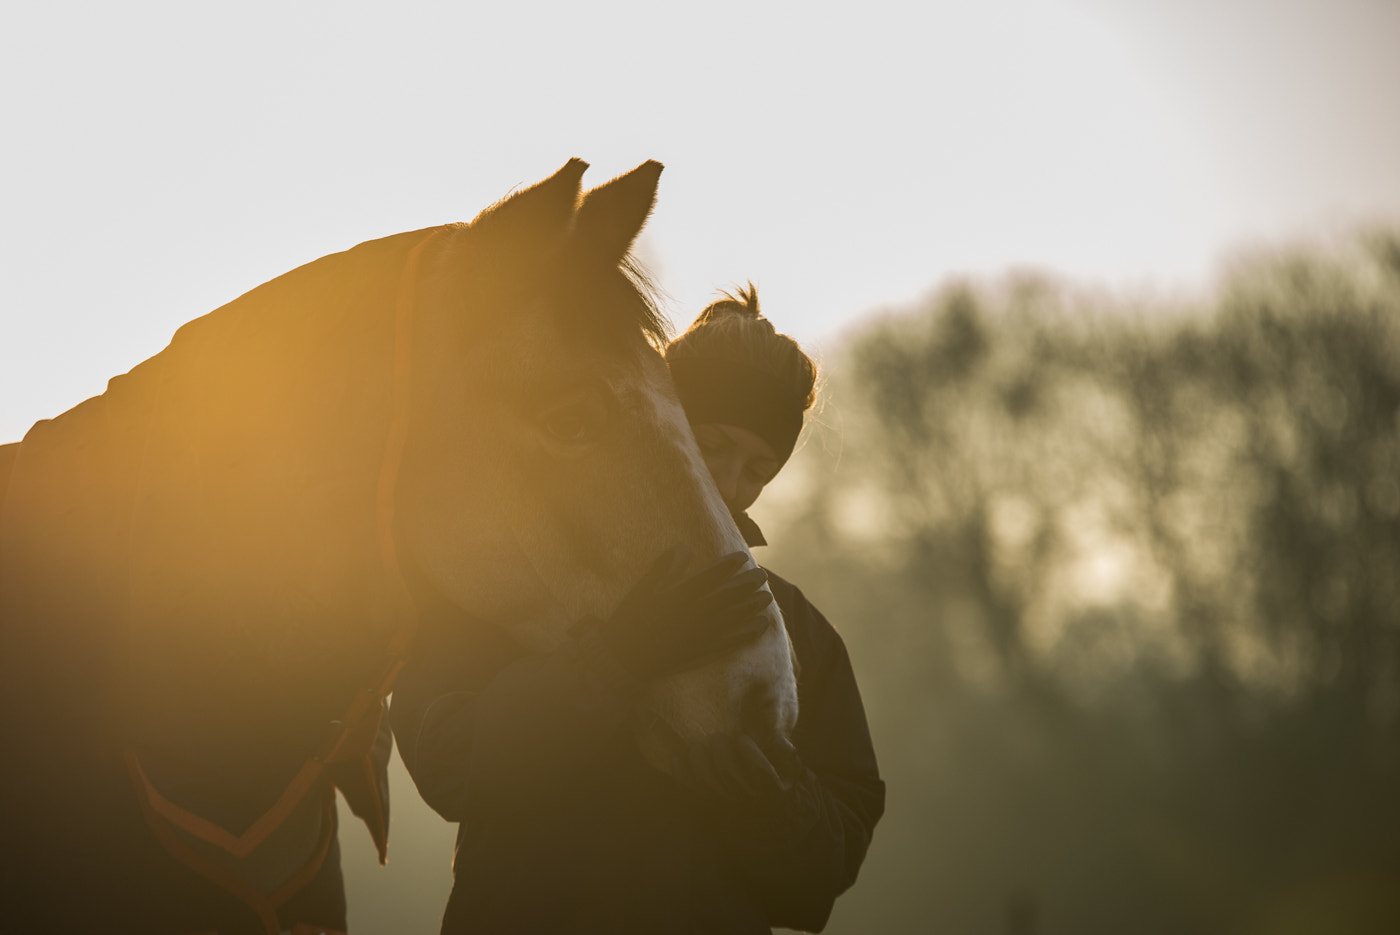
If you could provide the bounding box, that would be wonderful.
[621,254,672,349]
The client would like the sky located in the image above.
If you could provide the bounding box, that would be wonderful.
[3,0,1399,442]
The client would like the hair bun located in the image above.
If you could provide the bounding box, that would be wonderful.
[699,282,765,325]
[665,283,818,413]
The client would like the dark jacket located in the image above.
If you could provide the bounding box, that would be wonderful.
[391,572,884,934]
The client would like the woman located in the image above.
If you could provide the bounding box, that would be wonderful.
[391,286,884,934]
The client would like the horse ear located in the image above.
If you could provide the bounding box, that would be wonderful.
[471,158,589,243]
[571,160,664,265]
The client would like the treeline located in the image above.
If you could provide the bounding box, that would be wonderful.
[762,231,1400,935]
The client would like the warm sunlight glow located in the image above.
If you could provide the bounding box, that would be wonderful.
[5,3,1400,930]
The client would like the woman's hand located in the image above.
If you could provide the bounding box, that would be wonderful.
[588,548,774,680]
[672,733,798,800]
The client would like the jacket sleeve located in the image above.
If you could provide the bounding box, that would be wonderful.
[714,588,886,933]
[390,616,643,823]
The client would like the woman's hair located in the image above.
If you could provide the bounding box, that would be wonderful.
[664,283,818,412]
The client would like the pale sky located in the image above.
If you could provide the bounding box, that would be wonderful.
[4,0,1399,442]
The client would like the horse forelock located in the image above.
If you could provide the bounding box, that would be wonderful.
[418,230,671,379]
[619,255,671,349]
[534,252,671,355]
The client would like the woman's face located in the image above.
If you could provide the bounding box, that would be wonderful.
[690,422,781,515]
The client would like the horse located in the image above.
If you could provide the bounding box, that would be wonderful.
[0,159,798,934]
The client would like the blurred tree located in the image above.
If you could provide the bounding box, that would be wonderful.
[762,231,1400,934]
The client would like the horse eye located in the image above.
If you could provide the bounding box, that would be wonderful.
[537,396,606,448]
[544,409,589,442]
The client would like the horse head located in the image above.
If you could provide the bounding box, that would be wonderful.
[396,159,799,768]
[0,159,797,926]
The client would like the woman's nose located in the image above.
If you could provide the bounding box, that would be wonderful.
[708,457,741,504]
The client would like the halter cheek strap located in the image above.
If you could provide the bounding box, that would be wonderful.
[378,227,446,660]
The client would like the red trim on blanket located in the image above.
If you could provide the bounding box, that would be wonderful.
[126,747,326,859]
[131,771,338,935]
